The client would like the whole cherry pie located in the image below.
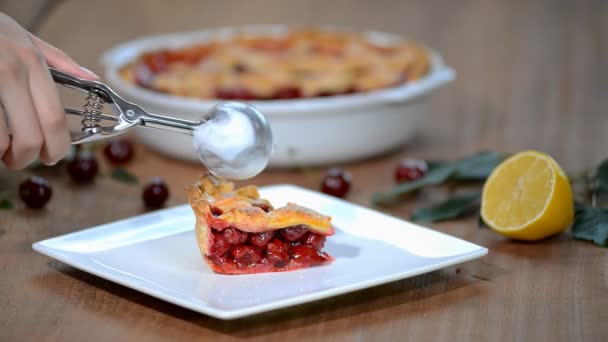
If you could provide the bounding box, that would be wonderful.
[187,175,334,274]
[121,30,430,100]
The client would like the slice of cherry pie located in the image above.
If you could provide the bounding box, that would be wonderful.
[187,175,334,274]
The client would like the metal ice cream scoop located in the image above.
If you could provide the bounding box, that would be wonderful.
[50,68,273,179]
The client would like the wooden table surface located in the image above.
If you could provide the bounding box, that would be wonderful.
[1,0,607,341]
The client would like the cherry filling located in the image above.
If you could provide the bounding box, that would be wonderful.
[280,225,308,241]
[222,227,248,245]
[266,239,290,268]
[207,223,332,274]
[291,245,328,264]
[301,232,326,250]
[249,231,275,248]
[231,246,263,268]
[209,234,231,257]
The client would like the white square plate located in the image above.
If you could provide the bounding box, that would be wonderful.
[33,185,487,320]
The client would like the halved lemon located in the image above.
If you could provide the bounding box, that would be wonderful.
[481,150,574,241]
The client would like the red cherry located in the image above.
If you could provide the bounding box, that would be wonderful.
[222,227,248,245]
[266,239,290,268]
[280,225,308,242]
[301,232,326,251]
[210,232,231,257]
[142,177,169,209]
[321,168,351,198]
[291,245,327,264]
[103,139,135,164]
[18,176,52,209]
[66,151,99,184]
[249,231,275,248]
[231,245,263,268]
[394,159,428,183]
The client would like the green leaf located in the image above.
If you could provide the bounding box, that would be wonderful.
[594,159,608,199]
[411,191,481,222]
[110,168,138,185]
[452,151,505,181]
[424,151,504,181]
[571,202,608,247]
[373,151,504,206]
[426,160,448,171]
[0,198,13,209]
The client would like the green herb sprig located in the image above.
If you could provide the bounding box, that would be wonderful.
[411,191,481,222]
[0,198,13,209]
[110,168,139,185]
[570,159,608,247]
[572,203,608,247]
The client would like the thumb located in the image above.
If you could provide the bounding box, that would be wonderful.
[29,34,99,80]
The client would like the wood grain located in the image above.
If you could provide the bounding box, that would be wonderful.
[1,0,607,341]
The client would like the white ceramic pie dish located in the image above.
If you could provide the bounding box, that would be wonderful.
[101,26,455,167]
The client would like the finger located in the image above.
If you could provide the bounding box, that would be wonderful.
[0,104,9,160]
[24,48,70,165]
[0,56,43,169]
[29,34,98,80]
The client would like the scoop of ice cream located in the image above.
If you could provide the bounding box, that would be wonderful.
[193,102,273,180]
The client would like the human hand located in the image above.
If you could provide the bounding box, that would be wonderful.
[0,12,98,169]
